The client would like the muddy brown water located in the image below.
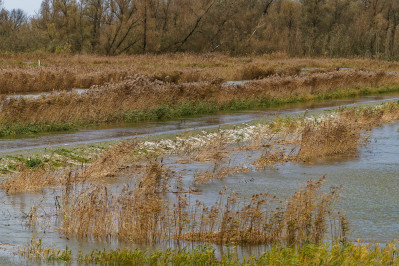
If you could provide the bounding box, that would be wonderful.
[0,94,399,263]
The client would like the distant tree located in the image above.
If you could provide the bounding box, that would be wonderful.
[82,0,107,51]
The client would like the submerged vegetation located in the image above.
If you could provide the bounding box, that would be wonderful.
[58,170,343,245]
[1,55,399,264]
[1,102,397,260]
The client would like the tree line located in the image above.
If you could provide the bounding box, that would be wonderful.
[1,0,399,58]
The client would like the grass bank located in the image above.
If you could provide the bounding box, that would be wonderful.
[1,82,399,138]
[23,241,399,265]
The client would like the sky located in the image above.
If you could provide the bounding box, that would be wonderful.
[3,0,43,16]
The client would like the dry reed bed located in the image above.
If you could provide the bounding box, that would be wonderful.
[1,167,58,194]
[3,54,399,94]
[58,162,344,245]
[2,102,399,246]
[1,70,397,126]
[2,102,399,193]
[0,67,131,94]
[52,104,388,244]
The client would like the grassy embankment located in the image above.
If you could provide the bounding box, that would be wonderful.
[22,241,399,265]
[1,100,399,180]
[3,53,399,94]
[1,69,399,137]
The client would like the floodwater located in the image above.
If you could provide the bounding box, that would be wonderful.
[0,92,399,263]
[0,119,398,263]
[0,88,88,100]
[1,94,399,154]
[180,122,399,243]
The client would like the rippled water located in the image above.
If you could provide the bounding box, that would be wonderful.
[0,97,399,263]
[1,123,398,263]
[187,122,399,243]
[1,94,399,154]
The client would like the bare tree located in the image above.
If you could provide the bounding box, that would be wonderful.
[83,0,107,51]
[9,9,27,29]
[103,0,140,55]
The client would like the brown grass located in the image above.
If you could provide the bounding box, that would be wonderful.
[1,69,397,127]
[81,140,141,180]
[58,167,343,245]
[0,67,130,94]
[1,167,58,194]
[60,161,173,243]
[182,177,342,245]
[2,53,399,94]
[340,102,399,128]
[298,118,362,161]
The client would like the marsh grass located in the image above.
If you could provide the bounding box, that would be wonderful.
[1,69,398,137]
[22,240,399,265]
[20,234,72,262]
[57,164,344,246]
[0,167,59,194]
[9,100,399,265]
[4,54,399,93]
[255,102,399,166]
[59,162,173,243]
[79,242,399,265]
[82,140,142,179]
[0,66,130,94]
[3,102,399,193]
[298,118,362,161]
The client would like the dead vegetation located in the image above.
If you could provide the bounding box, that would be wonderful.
[3,102,399,194]
[1,69,397,128]
[2,54,399,94]
[81,140,141,180]
[60,162,173,243]
[0,67,130,94]
[57,163,344,246]
[1,102,399,250]
[0,167,59,194]
[298,118,362,161]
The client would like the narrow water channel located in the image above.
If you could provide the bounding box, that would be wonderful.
[0,94,399,264]
[1,94,399,154]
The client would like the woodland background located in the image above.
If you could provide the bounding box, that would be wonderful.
[1,0,399,58]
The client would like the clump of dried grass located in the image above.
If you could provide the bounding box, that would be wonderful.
[283,176,341,245]
[240,65,276,80]
[82,140,141,179]
[193,164,251,185]
[298,118,362,161]
[180,177,343,245]
[1,167,59,194]
[254,146,293,169]
[59,161,173,243]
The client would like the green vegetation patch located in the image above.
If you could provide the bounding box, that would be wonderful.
[23,242,399,265]
[1,85,399,138]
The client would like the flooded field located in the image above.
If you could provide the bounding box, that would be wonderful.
[1,93,399,154]
[0,96,399,264]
